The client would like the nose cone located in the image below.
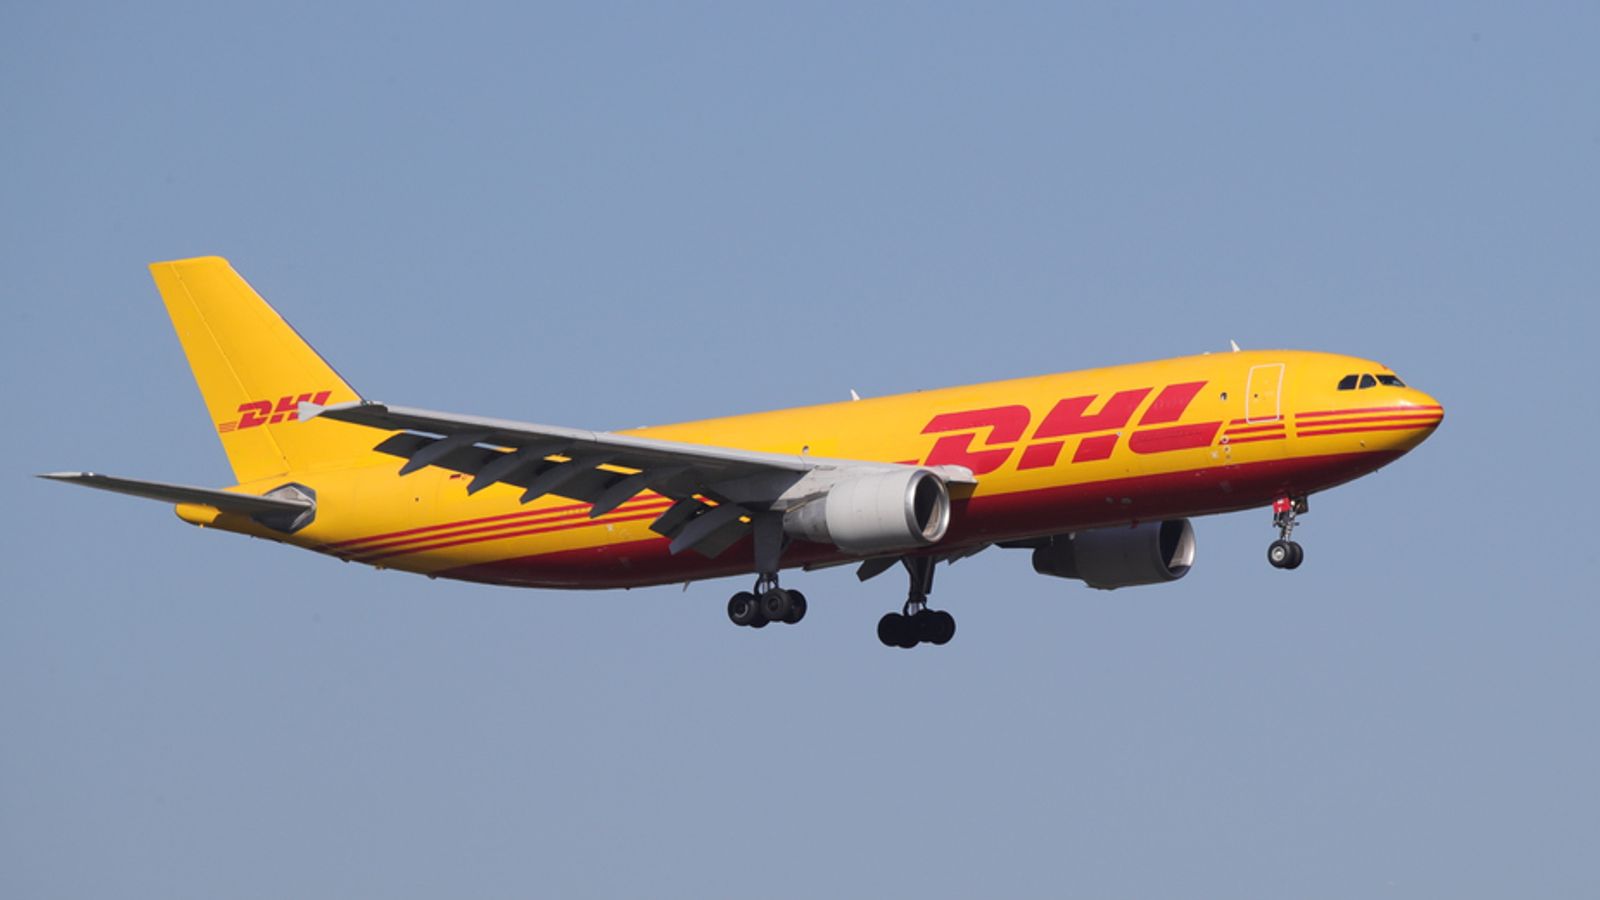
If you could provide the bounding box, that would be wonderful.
[1408,388,1443,423]
[1390,388,1445,452]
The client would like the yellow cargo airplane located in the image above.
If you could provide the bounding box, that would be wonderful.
[44,257,1443,648]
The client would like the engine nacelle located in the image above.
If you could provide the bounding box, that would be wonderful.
[782,469,951,555]
[1031,519,1196,590]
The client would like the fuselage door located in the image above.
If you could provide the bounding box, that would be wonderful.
[1246,363,1285,423]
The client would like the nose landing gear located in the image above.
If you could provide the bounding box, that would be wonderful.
[1267,495,1307,569]
[877,556,956,649]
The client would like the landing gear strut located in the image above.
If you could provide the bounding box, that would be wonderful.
[877,556,956,649]
[1267,495,1307,570]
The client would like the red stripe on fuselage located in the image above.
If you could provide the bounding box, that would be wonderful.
[324,500,596,549]
[1297,404,1443,419]
[344,498,676,559]
[1292,413,1442,429]
[1223,423,1287,436]
[1296,422,1442,438]
[363,509,670,563]
[322,496,671,552]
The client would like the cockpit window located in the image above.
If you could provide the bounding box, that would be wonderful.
[1376,374,1406,387]
[1337,374,1359,391]
[1359,374,1377,389]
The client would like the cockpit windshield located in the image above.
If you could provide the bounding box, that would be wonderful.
[1337,372,1407,390]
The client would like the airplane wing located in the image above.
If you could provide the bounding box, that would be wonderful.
[304,400,974,558]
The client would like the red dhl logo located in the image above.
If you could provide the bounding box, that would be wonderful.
[217,390,333,433]
[919,381,1221,474]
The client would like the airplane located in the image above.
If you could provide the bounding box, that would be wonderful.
[43,257,1444,649]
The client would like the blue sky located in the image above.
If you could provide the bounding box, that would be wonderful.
[3,3,1597,897]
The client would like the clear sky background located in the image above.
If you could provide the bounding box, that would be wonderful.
[3,3,1597,897]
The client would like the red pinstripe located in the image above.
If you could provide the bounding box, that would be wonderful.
[1223,423,1287,436]
[1298,404,1443,419]
[1297,422,1441,438]
[362,508,668,562]
[322,495,670,552]
[325,500,596,549]
[1292,413,1442,429]
[341,498,675,558]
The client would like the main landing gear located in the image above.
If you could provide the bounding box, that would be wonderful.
[727,573,807,629]
[1267,495,1308,570]
[727,514,806,629]
[877,556,956,649]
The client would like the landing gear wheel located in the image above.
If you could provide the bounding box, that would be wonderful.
[782,590,807,624]
[878,613,917,649]
[727,591,762,627]
[925,610,956,646]
[1285,541,1304,569]
[759,589,793,623]
[1268,540,1294,569]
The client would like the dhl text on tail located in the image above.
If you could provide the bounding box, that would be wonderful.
[44,257,1443,649]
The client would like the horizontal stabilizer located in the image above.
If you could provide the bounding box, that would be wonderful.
[38,472,312,516]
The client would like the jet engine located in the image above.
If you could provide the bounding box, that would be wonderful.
[1031,519,1196,590]
[782,469,951,555]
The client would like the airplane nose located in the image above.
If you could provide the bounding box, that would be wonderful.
[1395,389,1444,449]
[1413,389,1444,425]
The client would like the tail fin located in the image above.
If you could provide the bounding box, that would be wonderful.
[150,256,375,484]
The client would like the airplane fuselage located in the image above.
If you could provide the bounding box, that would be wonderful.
[196,348,1441,588]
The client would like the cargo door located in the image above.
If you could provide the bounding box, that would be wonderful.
[1246,363,1284,423]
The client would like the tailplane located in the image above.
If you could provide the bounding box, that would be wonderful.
[150,256,375,483]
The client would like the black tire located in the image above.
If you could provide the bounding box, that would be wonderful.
[1285,541,1305,570]
[727,591,761,627]
[895,614,921,649]
[760,589,793,622]
[1268,540,1293,569]
[782,590,807,624]
[926,610,956,646]
[877,612,909,648]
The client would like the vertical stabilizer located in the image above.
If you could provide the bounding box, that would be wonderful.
[150,256,375,483]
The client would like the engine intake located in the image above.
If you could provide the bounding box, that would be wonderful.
[783,469,951,555]
[1031,519,1196,590]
